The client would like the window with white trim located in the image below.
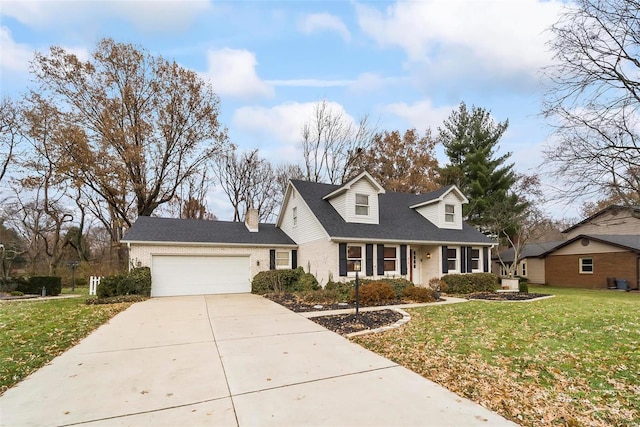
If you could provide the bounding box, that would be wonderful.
[445,204,455,222]
[355,194,369,215]
[521,262,527,276]
[500,264,510,276]
[579,258,593,274]
[292,206,297,226]
[275,251,291,269]
[471,248,480,270]
[347,245,363,272]
[383,246,397,272]
[447,247,458,271]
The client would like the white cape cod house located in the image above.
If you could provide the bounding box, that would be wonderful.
[122,172,494,297]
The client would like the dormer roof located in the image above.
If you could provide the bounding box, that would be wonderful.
[322,171,385,200]
[409,185,468,209]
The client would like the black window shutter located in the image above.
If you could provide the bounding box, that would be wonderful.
[339,243,347,277]
[483,247,489,272]
[377,244,385,275]
[269,249,276,270]
[467,247,473,272]
[400,245,408,275]
[366,244,374,276]
[291,250,298,269]
[442,246,448,274]
[460,246,467,273]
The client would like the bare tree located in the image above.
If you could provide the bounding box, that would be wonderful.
[274,162,304,199]
[543,0,640,212]
[0,98,20,185]
[31,38,228,226]
[300,99,374,184]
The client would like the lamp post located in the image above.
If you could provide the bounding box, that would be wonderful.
[354,261,361,317]
[69,261,79,292]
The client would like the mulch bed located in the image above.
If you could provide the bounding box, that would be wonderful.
[264,292,406,313]
[264,292,411,335]
[309,310,404,335]
[467,292,551,301]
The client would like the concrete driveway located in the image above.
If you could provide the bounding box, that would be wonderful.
[0,294,516,426]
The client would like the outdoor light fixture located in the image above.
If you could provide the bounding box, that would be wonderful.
[426,253,431,259]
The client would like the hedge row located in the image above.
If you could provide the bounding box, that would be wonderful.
[251,267,320,294]
[96,267,151,298]
[6,276,63,296]
[440,272,499,294]
[326,277,414,299]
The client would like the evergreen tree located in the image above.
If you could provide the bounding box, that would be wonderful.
[438,102,524,232]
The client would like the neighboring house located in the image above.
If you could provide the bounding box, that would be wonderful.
[494,205,640,289]
[492,241,564,284]
[122,171,494,297]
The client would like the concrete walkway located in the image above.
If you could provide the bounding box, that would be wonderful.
[0,294,517,426]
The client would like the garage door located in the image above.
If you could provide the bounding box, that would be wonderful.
[151,255,251,297]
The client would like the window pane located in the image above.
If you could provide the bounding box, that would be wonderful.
[471,260,479,270]
[356,194,368,205]
[447,260,457,270]
[383,247,396,258]
[471,249,480,258]
[355,205,369,215]
[445,204,454,213]
[347,246,362,258]
[276,259,289,266]
[384,260,396,271]
[447,248,457,258]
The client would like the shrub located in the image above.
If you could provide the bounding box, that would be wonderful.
[378,278,413,299]
[325,281,353,301]
[251,267,319,294]
[10,290,24,296]
[402,286,437,303]
[440,273,499,294]
[17,276,62,296]
[519,281,529,293]
[298,288,345,304]
[350,281,396,305]
[97,275,123,298]
[127,267,152,296]
[427,277,445,291]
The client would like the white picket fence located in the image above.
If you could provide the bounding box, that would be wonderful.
[89,276,102,296]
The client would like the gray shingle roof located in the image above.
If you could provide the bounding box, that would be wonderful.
[290,180,493,245]
[497,240,565,263]
[122,216,296,246]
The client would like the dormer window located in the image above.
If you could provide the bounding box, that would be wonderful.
[445,204,455,222]
[355,194,369,215]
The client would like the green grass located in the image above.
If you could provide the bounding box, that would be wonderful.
[353,286,640,427]
[0,296,135,394]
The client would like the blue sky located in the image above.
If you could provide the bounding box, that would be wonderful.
[0,0,578,221]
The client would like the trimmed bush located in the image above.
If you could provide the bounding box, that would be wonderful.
[378,278,413,298]
[17,276,62,296]
[519,281,529,293]
[440,273,499,294]
[350,281,396,305]
[298,288,345,304]
[251,267,319,294]
[10,291,24,296]
[325,281,353,301]
[96,267,151,298]
[402,286,438,303]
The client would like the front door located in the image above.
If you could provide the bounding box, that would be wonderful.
[411,249,421,285]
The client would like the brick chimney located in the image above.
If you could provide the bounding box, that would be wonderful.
[245,206,259,232]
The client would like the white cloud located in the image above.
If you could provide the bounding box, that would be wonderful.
[1,0,211,32]
[299,12,351,42]
[384,99,454,131]
[202,48,274,100]
[266,78,353,88]
[0,26,33,73]
[232,102,355,145]
[356,0,563,76]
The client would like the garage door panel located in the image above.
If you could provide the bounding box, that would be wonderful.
[151,255,250,297]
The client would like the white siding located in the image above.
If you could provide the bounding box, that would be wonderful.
[415,204,438,225]
[565,211,640,239]
[524,258,546,284]
[344,179,380,224]
[414,192,463,229]
[280,187,329,244]
[329,192,348,221]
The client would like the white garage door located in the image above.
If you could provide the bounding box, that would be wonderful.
[151,255,251,297]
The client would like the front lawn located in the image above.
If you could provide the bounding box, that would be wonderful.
[0,297,135,394]
[353,286,640,427]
